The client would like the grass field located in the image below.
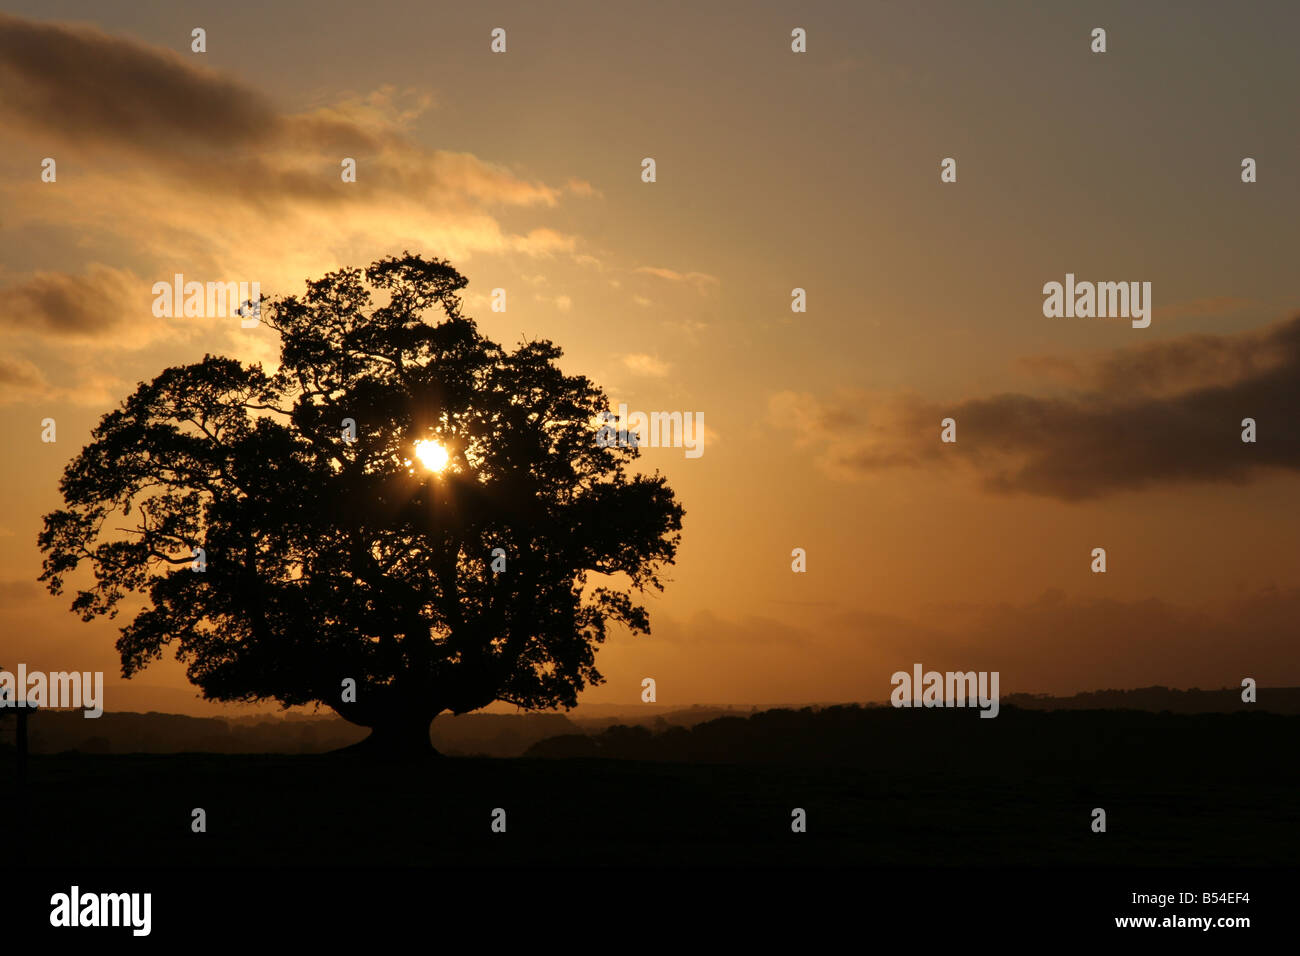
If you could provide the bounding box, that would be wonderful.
[3,731,1294,867]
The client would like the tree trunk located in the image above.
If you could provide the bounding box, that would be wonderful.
[328,688,444,759]
[336,715,440,759]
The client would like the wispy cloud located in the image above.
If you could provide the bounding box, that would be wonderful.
[0,355,46,393]
[533,292,572,312]
[622,353,671,377]
[0,13,589,303]
[771,313,1300,500]
[634,266,719,294]
[3,265,184,347]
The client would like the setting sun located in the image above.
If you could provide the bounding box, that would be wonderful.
[413,439,451,473]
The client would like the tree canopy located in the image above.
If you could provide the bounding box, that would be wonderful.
[39,254,684,754]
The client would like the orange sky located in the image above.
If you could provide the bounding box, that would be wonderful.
[2,2,1299,716]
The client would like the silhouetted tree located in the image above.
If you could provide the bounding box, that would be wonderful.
[39,254,684,756]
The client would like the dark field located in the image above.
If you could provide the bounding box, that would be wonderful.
[4,706,1296,867]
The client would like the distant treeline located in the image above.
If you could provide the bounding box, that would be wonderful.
[1,711,579,758]
[1003,685,1300,713]
[1,687,1293,759]
[526,704,1300,779]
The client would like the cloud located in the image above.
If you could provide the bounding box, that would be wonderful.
[0,13,276,151]
[1015,322,1287,398]
[0,355,46,392]
[532,292,573,312]
[0,12,590,330]
[0,15,571,210]
[0,579,41,602]
[768,388,866,445]
[0,351,128,407]
[0,356,50,405]
[771,313,1300,500]
[659,317,709,344]
[564,178,600,199]
[509,229,575,255]
[634,266,719,294]
[622,353,671,377]
[3,265,176,346]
